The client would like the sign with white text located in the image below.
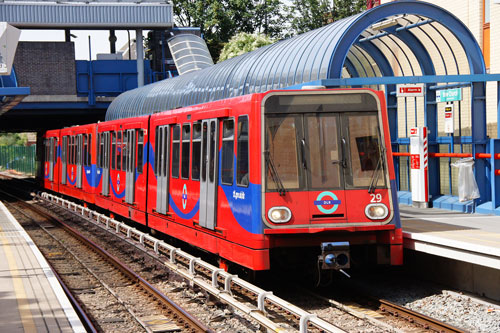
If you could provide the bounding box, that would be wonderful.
[444,104,454,134]
[396,83,425,97]
[436,88,462,103]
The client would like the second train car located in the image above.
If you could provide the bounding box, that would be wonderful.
[43,88,403,271]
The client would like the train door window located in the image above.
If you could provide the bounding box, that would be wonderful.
[209,121,217,183]
[236,116,249,187]
[305,113,341,189]
[83,134,88,167]
[69,136,72,165]
[112,132,116,169]
[162,127,169,177]
[344,114,386,188]
[97,134,101,168]
[201,122,208,182]
[154,126,160,176]
[192,122,201,180]
[172,125,180,178]
[181,124,190,179]
[137,130,144,174]
[123,131,128,172]
[87,134,92,166]
[72,136,76,165]
[221,119,234,185]
[117,131,122,170]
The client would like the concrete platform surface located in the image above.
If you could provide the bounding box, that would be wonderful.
[0,200,85,332]
[401,205,500,270]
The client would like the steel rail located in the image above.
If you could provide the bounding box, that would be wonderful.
[4,190,212,333]
[379,299,466,333]
[39,191,346,333]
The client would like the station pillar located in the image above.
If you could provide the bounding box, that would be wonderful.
[410,127,429,208]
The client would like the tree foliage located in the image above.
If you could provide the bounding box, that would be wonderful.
[171,0,366,60]
[288,0,366,35]
[0,133,28,146]
[172,0,285,61]
[219,33,275,62]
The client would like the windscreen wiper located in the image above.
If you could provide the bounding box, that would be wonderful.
[265,150,286,196]
[368,146,385,194]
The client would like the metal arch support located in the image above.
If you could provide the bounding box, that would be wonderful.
[344,57,360,81]
[327,1,485,79]
[471,81,488,205]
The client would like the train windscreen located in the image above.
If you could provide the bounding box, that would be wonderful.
[264,91,385,192]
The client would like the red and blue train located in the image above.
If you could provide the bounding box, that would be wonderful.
[44,88,403,271]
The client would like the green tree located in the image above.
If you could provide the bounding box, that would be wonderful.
[219,32,275,62]
[172,0,285,61]
[289,0,366,35]
[0,133,28,146]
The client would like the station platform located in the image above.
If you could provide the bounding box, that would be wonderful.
[401,205,500,270]
[0,200,85,332]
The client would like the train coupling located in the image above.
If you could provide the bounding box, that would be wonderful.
[319,241,350,277]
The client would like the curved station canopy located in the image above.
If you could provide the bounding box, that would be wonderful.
[106,0,485,120]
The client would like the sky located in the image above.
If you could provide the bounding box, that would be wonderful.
[20,29,138,60]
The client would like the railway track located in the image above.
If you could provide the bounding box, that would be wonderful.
[0,188,211,332]
[0,174,470,332]
[289,285,467,333]
[35,191,348,332]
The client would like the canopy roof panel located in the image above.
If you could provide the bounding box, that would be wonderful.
[106,0,485,121]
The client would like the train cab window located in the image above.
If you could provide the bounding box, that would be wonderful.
[221,119,234,185]
[306,114,341,189]
[172,125,180,178]
[117,131,122,170]
[181,124,190,179]
[236,116,249,187]
[191,122,201,181]
[112,132,116,169]
[265,115,300,190]
[137,130,144,174]
[345,114,386,188]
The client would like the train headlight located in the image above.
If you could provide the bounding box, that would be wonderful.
[365,203,388,220]
[267,207,292,223]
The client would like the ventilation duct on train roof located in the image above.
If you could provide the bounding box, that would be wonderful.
[167,34,214,76]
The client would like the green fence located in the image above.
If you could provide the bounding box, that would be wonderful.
[0,146,36,175]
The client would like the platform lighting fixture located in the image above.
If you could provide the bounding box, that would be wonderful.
[370,17,400,31]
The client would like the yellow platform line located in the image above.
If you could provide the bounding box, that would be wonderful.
[0,226,37,333]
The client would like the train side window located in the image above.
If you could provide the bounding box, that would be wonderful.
[137,130,144,174]
[44,139,48,162]
[112,132,116,170]
[236,116,249,187]
[172,125,180,178]
[117,131,122,170]
[191,122,201,181]
[221,119,234,185]
[181,124,190,179]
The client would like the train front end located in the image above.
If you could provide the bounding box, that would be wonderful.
[261,89,403,269]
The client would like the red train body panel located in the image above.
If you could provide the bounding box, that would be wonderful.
[43,88,403,271]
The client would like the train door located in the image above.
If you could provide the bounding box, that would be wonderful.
[61,136,67,184]
[76,134,83,188]
[199,119,219,230]
[156,125,170,214]
[102,132,110,196]
[125,129,136,204]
